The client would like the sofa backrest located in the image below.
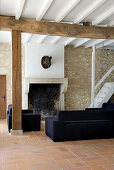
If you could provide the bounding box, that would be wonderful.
[57,110,113,121]
[9,109,33,115]
[9,108,12,115]
[85,108,103,111]
[102,103,114,110]
[22,109,33,114]
[8,104,12,111]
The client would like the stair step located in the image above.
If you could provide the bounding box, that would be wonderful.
[89,82,114,108]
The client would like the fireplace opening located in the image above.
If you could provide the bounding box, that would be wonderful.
[28,84,60,118]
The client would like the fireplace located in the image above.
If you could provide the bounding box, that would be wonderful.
[28,84,60,118]
[22,78,68,116]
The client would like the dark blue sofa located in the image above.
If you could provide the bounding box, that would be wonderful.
[7,105,41,132]
[102,103,114,110]
[45,110,114,142]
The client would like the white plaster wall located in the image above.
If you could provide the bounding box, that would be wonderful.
[25,43,64,78]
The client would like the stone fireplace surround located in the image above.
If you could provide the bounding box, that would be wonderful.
[23,78,68,111]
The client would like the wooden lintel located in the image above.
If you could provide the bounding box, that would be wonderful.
[0,16,114,39]
[12,30,22,130]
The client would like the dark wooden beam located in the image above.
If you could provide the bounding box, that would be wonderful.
[0,16,114,39]
[12,30,22,131]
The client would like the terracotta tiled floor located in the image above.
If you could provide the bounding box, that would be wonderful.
[0,119,114,170]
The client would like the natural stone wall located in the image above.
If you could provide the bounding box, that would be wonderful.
[95,49,114,94]
[0,43,12,107]
[0,43,25,109]
[64,45,114,110]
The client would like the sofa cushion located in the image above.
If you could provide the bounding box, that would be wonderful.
[9,108,12,115]
[8,104,12,111]
[65,120,113,140]
[57,110,113,121]
[22,110,33,114]
[8,109,33,115]
[85,108,103,111]
[22,114,41,131]
[64,120,112,125]
[102,103,114,110]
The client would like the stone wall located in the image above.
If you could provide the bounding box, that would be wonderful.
[0,43,25,109]
[64,45,114,110]
[0,43,12,107]
[95,49,114,94]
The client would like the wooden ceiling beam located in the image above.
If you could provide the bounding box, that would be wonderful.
[55,0,80,22]
[74,0,106,24]
[52,36,61,44]
[108,20,114,26]
[92,6,114,25]
[74,38,90,48]
[36,0,54,21]
[43,0,80,44]
[64,38,76,46]
[38,35,47,43]
[0,16,114,39]
[15,0,26,20]
[85,39,105,48]
[96,40,114,48]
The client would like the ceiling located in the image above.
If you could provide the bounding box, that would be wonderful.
[0,0,114,49]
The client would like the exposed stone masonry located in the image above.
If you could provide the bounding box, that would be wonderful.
[0,43,25,108]
[65,45,114,110]
[0,43,12,107]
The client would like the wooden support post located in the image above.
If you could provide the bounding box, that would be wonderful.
[11,30,23,135]
[91,46,95,108]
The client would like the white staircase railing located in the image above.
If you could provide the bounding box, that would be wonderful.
[93,82,114,108]
[90,46,114,108]
[95,65,114,90]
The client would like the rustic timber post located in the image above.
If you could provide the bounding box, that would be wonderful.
[11,30,23,135]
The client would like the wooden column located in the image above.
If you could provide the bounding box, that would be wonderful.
[11,30,23,134]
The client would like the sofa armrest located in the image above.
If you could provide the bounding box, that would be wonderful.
[45,117,55,136]
[22,114,41,131]
[45,117,65,142]
[7,110,9,116]
[22,109,33,114]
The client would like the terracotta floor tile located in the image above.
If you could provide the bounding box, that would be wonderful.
[55,159,73,169]
[85,160,111,166]
[53,152,75,160]
[0,120,114,170]
[90,165,105,170]
[17,163,32,170]
[3,164,17,170]
[0,163,2,170]
[79,156,105,162]
[103,164,114,170]
[68,158,88,168]
[32,161,60,170]
[28,152,54,162]
[63,168,91,170]
[47,146,69,153]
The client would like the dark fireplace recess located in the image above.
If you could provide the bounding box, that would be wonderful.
[28,84,60,118]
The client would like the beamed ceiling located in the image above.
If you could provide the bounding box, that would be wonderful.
[0,0,114,49]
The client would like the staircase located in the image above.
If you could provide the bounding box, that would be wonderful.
[89,82,114,108]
